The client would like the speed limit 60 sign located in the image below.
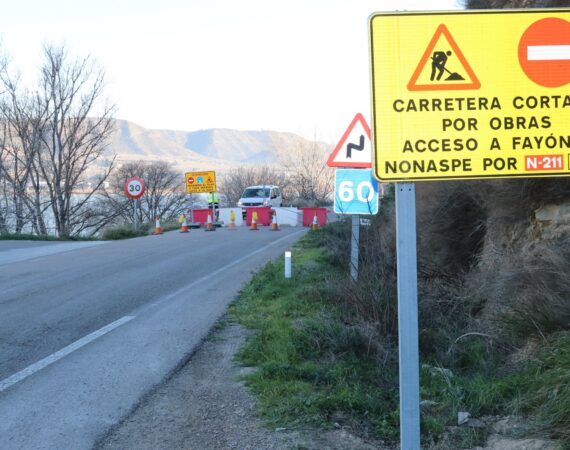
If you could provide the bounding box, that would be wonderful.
[125,177,145,199]
[334,169,379,215]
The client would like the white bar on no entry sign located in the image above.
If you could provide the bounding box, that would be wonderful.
[528,45,570,61]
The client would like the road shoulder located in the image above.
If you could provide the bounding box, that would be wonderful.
[0,240,107,266]
[94,320,387,450]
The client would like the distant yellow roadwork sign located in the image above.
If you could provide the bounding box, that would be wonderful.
[369,10,570,181]
[185,171,216,193]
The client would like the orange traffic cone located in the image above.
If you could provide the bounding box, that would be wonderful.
[154,215,163,234]
[270,211,280,231]
[250,211,258,231]
[311,214,319,231]
[205,213,216,231]
[227,210,237,230]
[180,216,189,233]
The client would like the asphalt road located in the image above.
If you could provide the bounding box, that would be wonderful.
[0,226,306,450]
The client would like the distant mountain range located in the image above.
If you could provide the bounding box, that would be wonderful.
[107,119,329,173]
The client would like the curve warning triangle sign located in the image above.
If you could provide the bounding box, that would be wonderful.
[407,24,480,91]
[327,113,372,168]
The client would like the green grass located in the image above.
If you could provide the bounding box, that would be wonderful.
[229,229,495,446]
[418,333,570,449]
[101,220,180,239]
[506,332,570,447]
[229,224,569,448]
[229,230,401,440]
[101,224,151,240]
[1,220,182,241]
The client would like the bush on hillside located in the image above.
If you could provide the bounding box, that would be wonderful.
[101,224,151,240]
[323,185,399,359]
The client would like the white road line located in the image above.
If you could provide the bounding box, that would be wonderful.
[0,228,306,393]
[193,229,306,282]
[138,228,307,315]
[528,45,570,61]
[0,315,135,393]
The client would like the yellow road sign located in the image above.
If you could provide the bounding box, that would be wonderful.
[369,10,570,181]
[185,171,216,193]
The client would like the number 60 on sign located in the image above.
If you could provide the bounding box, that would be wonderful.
[334,169,379,215]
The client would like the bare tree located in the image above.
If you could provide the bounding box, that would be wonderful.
[35,45,116,237]
[140,161,185,222]
[101,160,186,227]
[0,69,51,234]
[280,140,333,206]
[99,160,144,226]
[219,165,290,206]
[0,175,8,233]
[0,125,8,233]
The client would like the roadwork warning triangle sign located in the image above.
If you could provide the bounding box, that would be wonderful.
[327,113,372,168]
[407,24,480,91]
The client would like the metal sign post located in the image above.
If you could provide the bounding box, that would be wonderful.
[333,168,379,282]
[350,214,360,282]
[134,198,138,230]
[327,114,377,284]
[369,9,570,450]
[125,177,145,230]
[396,182,420,450]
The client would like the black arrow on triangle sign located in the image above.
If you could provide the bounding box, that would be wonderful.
[346,135,365,158]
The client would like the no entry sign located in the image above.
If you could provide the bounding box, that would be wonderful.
[369,10,570,182]
[518,17,570,88]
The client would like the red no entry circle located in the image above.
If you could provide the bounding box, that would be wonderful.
[188,177,195,184]
[518,17,570,88]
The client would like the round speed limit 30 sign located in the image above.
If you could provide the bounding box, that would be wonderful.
[124,177,145,199]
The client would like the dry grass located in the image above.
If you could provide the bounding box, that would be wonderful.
[467,235,570,343]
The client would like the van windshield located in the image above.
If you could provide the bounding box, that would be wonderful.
[242,188,270,198]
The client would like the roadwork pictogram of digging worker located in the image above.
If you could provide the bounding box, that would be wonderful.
[430,50,465,81]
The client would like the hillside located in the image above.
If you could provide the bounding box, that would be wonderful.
[108,120,315,173]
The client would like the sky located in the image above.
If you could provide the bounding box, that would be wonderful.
[0,0,462,143]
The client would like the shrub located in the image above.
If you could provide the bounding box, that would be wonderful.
[464,233,570,343]
[101,224,150,240]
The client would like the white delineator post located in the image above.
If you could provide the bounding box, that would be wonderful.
[284,251,292,279]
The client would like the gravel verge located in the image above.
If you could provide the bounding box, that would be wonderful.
[94,321,390,450]
[93,318,559,450]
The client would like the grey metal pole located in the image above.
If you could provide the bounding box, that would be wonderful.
[134,198,138,230]
[350,214,360,282]
[395,182,420,450]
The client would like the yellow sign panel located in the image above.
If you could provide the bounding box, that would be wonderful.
[185,171,216,193]
[369,10,570,181]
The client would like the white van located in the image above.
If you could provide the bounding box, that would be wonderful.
[237,185,282,213]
